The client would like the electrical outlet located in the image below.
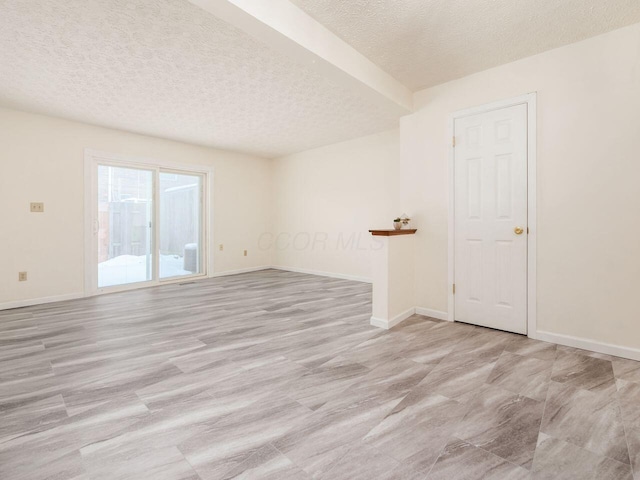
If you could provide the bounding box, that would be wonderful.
[219,244,223,251]
[30,202,44,213]
[18,272,27,282]
[243,250,248,256]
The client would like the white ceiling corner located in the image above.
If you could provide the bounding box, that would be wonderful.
[189,0,413,114]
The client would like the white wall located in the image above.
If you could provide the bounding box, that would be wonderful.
[3,21,640,355]
[271,129,400,281]
[0,108,273,307]
[401,23,640,349]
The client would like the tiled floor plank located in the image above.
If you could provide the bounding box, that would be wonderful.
[1,269,639,479]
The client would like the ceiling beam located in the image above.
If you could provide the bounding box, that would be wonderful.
[188,0,413,115]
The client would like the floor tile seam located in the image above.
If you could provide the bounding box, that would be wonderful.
[455,382,549,471]
[498,348,558,369]
[173,443,205,480]
[77,430,127,458]
[422,435,451,479]
[534,370,558,460]
[301,376,374,411]
[432,338,507,370]
[394,353,443,373]
[453,434,536,472]
[433,326,476,350]
[549,378,622,404]
[279,393,317,416]
[360,421,444,471]
[0,425,57,450]
[311,441,371,480]
[413,330,474,382]
[615,387,636,472]
[355,390,414,454]
[0,388,66,417]
[347,329,406,353]
[493,383,551,404]
[269,441,313,479]
[539,428,631,467]
[365,441,432,476]
[132,390,157,415]
[614,376,640,387]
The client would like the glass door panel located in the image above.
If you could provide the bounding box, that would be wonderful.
[158,171,202,279]
[97,165,153,288]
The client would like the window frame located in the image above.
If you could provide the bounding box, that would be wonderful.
[84,149,214,296]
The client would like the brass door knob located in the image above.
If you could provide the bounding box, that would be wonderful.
[514,227,524,235]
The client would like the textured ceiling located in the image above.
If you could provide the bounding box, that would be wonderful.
[0,0,400,158]
[3,0,640,157]
[290,0,640,91]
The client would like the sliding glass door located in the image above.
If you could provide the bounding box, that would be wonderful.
[97,165,154,288]
[88,155,207,293]
[159,171,203,279]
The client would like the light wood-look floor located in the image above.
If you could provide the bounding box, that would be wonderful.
[1,269,640,479]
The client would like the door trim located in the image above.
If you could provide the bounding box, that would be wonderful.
[83,149,214,296]
[447,93,537,338]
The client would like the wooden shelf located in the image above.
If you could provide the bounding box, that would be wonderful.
[369,229,417,236]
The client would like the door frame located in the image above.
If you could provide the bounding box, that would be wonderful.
[83,149,214,296]
[447,93,537,337]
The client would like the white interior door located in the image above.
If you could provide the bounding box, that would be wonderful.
[454,103,528,334]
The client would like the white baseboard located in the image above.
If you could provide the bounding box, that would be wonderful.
[208,266,272,278]
[0,266,362,312]
[5,281,639,363]
[271,265,371,283]
[0,292,86,311]
[0,268,273,311]
[370,306,450,330]
[408,309,640,361]
[369,316,390,329]
[535,330,640,362]
[370,307,416,330]
[415,307,449,321]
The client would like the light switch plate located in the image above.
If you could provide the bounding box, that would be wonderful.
[30,202,44,213]
[18,272,27,281]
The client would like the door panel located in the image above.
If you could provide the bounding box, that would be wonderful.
[454,103,528,334]
[159,171,203,279]
[97,165,153,288]
[467,157,482,219]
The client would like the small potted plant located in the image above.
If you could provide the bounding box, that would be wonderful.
[393,217,402,230]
